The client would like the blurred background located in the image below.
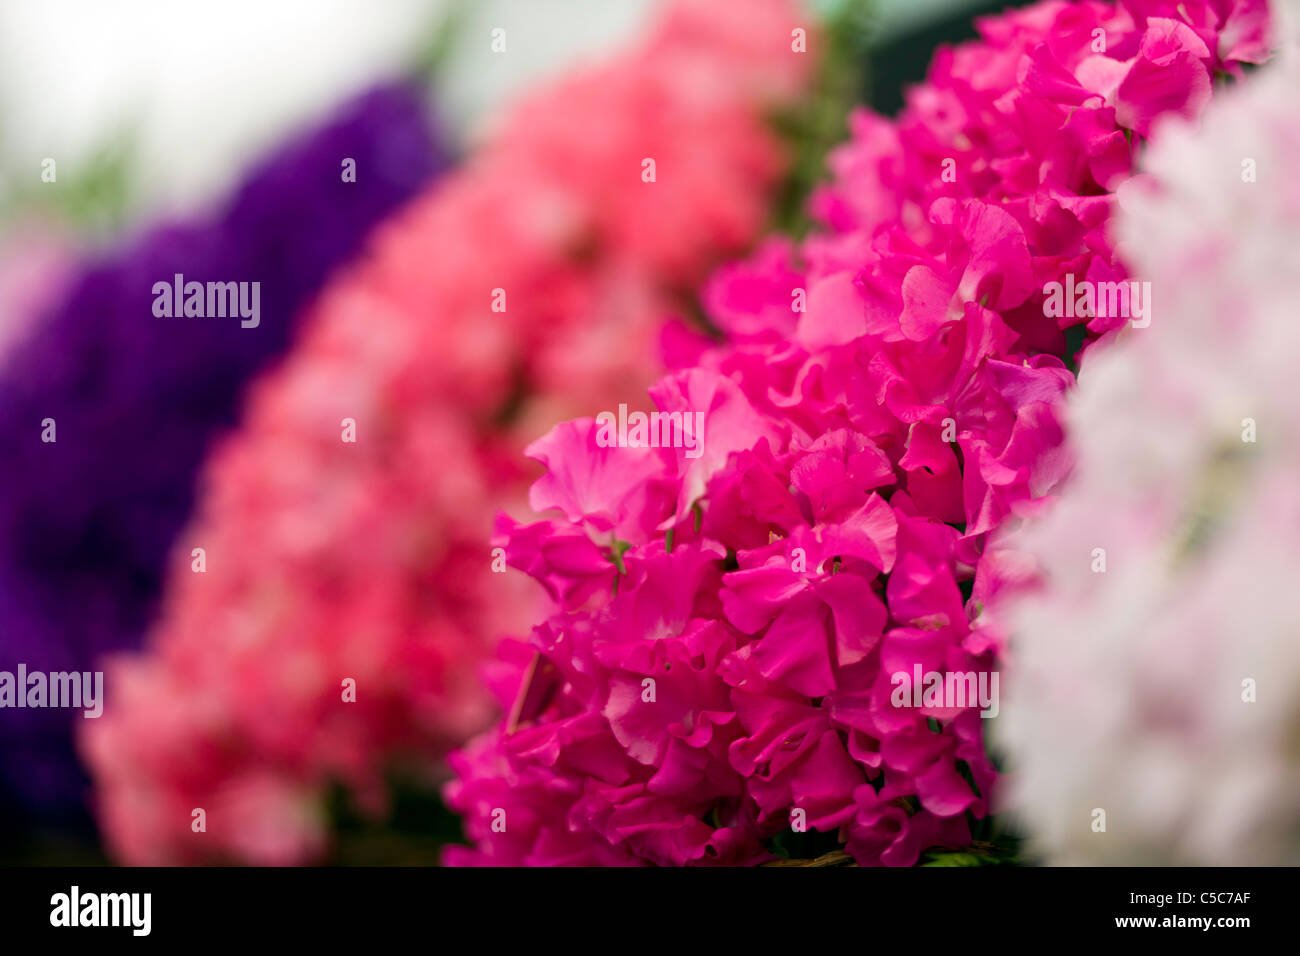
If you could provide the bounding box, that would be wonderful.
[0,0,1002,235]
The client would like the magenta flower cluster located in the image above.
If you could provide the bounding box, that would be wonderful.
[446,0,1271,866]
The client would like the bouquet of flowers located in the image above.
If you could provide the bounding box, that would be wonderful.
[2,0,1291,871]
[445,0,1273,866]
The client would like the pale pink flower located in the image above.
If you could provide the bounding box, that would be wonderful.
[993,34,1300,864]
